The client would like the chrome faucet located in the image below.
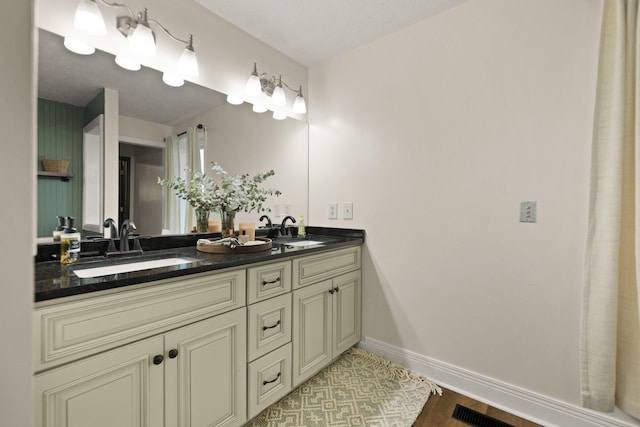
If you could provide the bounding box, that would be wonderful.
[119,219,137,252]
[280,216,297,236]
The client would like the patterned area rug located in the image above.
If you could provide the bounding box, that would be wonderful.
[246,348,442,427]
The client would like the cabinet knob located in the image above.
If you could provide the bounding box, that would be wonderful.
[329,289,335,294]
[334,287,340,293]
[152,355,164,365]
[168,349,179,359]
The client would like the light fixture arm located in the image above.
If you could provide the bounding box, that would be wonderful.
[148,18,191,45]
[94,0,134,20]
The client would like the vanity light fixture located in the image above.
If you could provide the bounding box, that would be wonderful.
[243,63,307,118]
[73,0,107,36]
[114,55,141,71]
[162,71,185,87]
[63,37,96,55]
[70,0,199,82]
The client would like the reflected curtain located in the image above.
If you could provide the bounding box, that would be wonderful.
[581,0,640,419]
[162,135,180,234]
[183,126,202,233]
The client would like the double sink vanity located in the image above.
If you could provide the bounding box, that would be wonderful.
[33,227,364,427]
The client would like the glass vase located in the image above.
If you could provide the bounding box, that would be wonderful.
[195,208,210,233]
[220,209,236,237]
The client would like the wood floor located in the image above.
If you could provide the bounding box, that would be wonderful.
[413,387,543,427]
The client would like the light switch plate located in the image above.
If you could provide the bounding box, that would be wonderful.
[520,201,537,223]
[328,202,338,219]
[273,203,281,218]
[343,202,353,220]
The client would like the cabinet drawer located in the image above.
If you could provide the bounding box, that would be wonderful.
[34,269,246,372]
[247,293,292,362]
[293,246,361,289]
[247,343,292,420]
[247,260,291,304]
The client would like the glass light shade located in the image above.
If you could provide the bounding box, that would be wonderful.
[272,110,287,120]
[63,37,95,55]
[271,85,286,106]
[293,95,307,114]
[74,0,107,36]
[246,74,262,96]
[162,72,184,87]
[226,93,244,105]
[252,103,267,113]
[115,55,141,71]
[178,47,199,77]
[129,23,156,56]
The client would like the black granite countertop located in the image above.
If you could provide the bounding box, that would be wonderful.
[35,227,364,303]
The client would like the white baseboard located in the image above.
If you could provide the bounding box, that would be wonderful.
[358,337,640,427]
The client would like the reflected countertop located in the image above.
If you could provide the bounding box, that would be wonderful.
[34,227,365,303]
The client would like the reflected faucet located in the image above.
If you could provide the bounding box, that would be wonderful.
[120,219,137,252]
[103,218,118,239]
[280,216,297,236]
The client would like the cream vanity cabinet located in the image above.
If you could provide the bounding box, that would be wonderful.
[291,246,362,386]
[34,269,247,427]
[246,261,293,419]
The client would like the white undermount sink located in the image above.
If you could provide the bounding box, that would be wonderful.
[280,240,324,247]
[71,257,198,278]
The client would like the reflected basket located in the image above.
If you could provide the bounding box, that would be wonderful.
[42,158,69,173]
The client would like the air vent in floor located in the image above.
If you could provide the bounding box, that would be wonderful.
[451,404,515,427]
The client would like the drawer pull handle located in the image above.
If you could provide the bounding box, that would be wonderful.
[262,277,281,286]
[262,320,281,331]
[168,349,179,359]
[152,355,164,365]
[263,372,281,386]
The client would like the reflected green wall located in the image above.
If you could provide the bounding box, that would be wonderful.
[37,98,84,237]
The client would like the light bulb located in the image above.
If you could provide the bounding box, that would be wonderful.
[246,75,262,96]
[129,22,156,56]
[63,37,95,55]
[115,55,141,71]
[271,78,286,106]
[226,94,244,105]
[177,36,198,76]
[293,93,307,114]
[253,103,267,113]
[74,0,107,36]
[272,110,287,120]
[162,72,184,87]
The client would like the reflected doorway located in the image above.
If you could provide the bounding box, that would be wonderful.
[119,142,163,235]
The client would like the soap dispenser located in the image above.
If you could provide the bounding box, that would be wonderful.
[52,215,67,242]
[60,216,81,264]
[298,215,306,238]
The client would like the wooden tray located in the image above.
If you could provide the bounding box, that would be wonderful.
[196,237,272,254]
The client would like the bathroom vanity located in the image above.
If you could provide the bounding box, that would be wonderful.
[33,228,363,427]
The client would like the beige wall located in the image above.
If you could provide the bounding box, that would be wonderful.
[309,0,601,405]
[0,0,35,425]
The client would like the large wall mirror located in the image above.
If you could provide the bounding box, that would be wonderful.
[36,28,309,241]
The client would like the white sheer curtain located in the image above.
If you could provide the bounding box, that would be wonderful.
[581,0,640,419]
[162,135,180,234]
[162,126,204,234]
[183,126,202,233]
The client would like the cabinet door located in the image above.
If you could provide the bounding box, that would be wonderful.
[332,270,361,356]
[35,335,164,427]
[164,308,247,427]
[292,280,332,386]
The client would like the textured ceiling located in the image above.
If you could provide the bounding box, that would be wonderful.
[195,0,467,66]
